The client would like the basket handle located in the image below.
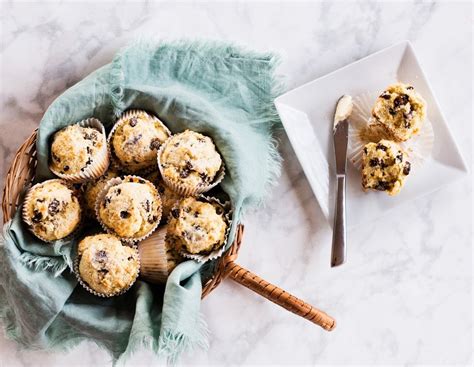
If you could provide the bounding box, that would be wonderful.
[224,262,336,331]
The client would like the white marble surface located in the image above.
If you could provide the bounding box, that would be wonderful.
[0,1,472,366]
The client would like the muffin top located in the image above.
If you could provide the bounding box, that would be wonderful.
[361,139,411,196]
[145,171,182,221]
[23,180,81,241]
[50,124,105,175]
[78,233,139,295]
[84,169,120,215]
[98,176,161,240]
[167,197,227,255]
[159,130,223,188]
[372,82,427,142]
[110,111,170,172]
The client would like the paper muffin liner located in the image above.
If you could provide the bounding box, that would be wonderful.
[348,90,434,170]
[107,109,171,175]
[168,195,233,263]
[73,242,140,298]
[157,135,226,196]
[95,175,162,244]
[137,226,170,284]
[49,118,110,183]
[22,179,84,244]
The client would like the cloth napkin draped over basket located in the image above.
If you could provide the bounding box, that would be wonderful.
[0,41,283,363]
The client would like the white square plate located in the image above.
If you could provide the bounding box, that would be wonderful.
[275,41,468,229]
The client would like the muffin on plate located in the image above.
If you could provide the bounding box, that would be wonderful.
[109,110,171,173]
[138,226,184,284]
[167,196,228,259]
[361,139,411,196]
[158,130,224,195]
[145,171,182,222]
[371,82,427,142]
[83,168,120,216]
[76,233,139,296]
[97,176,162,242]
[22,179,82,242]
[49,119,109,182]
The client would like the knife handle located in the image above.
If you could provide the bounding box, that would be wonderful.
[331,175,346,267]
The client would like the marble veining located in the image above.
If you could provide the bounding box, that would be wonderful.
[0,1,471,366]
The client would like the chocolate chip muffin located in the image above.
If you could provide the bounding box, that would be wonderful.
[371,82,427,142]
[145,171,182,221]
[167,197,227,255]
[97,176,161,241]
[361,139,411,196]
[50,121,107,179]
[109,110,171,173]
[83,169,120,216]
[158,130,223,194]
[77,233,139,296]
[22,179,82,242]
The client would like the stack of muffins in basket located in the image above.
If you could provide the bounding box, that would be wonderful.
[22,110,230,297]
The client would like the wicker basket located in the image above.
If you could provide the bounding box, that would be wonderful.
[2,130,336,331]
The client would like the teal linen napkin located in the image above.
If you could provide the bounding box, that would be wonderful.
[0,40,282,363]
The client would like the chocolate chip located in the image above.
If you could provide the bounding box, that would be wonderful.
[96,250,107,259]
[199,172,209,182]
[86,147,92,155]
[194,212,199,218]
[32,210,42,223]
[380,92,391,100]
[127,256,134,261]
[396,153,403,162]
[404,121,412,128]
[171,208,180,219]
[363,147,368,155]
[369,158,379,167]
[36,198,45,203]
[376,144,387,151]
[174,142,179,147]
[116,188,121,195]
[394,94,409,108]
[138,179,146,184]
[388,108,396,116]
[129,118,138,127]
[147,215,158,224]
[149,138,161,150]
[194,224,202,231]
[403,162,411,175]
[180,168,190,178]
[182,230,191,240]
[380,161,389,169]
[63,165,70,172]
[406,86,414,90]
[120,211,131,219]
[215,206,223,215]
[185,161,193,170]
[375,181,390,191]
[103,196,111,208]
[48,199,60,216]
[143,200,150,212]
[197,137,206,143]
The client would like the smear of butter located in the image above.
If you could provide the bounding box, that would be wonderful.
[333,95,353,130]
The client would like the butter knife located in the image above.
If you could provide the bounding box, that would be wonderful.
[331,95,353,267]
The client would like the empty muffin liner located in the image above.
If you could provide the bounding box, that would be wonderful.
[49,118,110,183]
[22,179,84,244]
[348,90,434,171]
[157,135,226,196]
[95,175,162,244]
[137,226,172,284]
[107,109,171,175]
[73,242,140,298]
[168,195,233,264]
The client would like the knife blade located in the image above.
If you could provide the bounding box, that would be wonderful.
[331,95,352,267]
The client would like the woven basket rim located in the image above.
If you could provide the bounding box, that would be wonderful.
[1,129,241,298]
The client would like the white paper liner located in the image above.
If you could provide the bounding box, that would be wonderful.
[49,118,110,183]
[348,91,434,170]
[167,195,232,264]
[95,175,162,244]
[73,242,140,298]
[137,226,170,284]
[157,133,226,196]
[107,110,171,174]
[22,179,83,243]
